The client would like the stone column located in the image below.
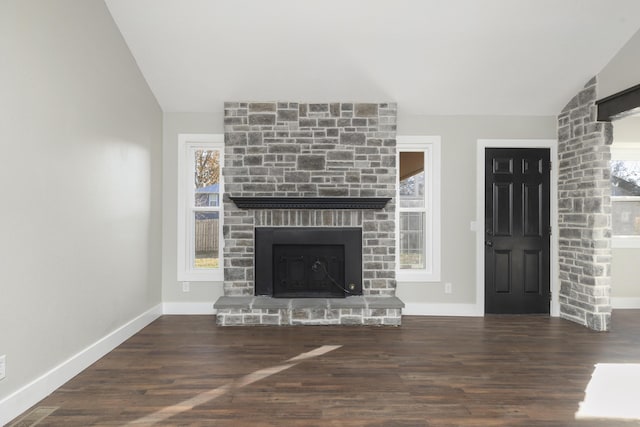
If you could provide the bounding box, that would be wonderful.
[557,77,613,331]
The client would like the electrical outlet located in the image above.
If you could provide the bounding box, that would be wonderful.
[182,282,190,292]
[444,283,452,294]
[0,355,6,381]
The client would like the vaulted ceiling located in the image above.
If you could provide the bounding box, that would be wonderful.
[105,0,640,116]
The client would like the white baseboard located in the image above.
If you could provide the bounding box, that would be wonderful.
[162,302,216,315]
[402,302,481,317]
[611,297,640,309]
[0,304,162,426]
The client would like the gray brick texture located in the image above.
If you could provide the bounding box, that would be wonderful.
[557,77,612,331]
[222,102,398,299]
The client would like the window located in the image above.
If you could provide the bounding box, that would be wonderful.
[396,136,441,281]
[178,134,224,281]
[611,142,640,248]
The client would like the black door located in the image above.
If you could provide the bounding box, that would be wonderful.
[485,148,551,314]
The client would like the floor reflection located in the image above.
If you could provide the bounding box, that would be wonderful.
[576,363,640,420]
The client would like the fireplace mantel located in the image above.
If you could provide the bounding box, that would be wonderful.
[229,197,391,210]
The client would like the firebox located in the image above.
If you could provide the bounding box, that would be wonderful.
[255,227,362,298]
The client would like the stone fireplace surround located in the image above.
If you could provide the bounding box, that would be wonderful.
[214,101,404,326]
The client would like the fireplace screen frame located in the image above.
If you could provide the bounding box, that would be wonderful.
[255,227,363,297]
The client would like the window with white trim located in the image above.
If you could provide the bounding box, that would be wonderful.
[611,142,640,248]
[178,134,224,281]
[396,136,441,281]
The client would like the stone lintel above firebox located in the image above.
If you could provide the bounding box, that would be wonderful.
[214,296,404,326]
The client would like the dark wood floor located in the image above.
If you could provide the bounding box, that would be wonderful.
[10,311,640,426]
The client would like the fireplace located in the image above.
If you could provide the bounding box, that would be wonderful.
[255,227,362,298]
[215,101,404,326]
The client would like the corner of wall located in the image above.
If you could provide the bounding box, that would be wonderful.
[0,305,162,426]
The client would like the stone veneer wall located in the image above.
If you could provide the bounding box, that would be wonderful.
[557,77,613,331]
[222,102,397,299]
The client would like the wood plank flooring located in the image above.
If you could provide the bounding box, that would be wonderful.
[10,311,640,426]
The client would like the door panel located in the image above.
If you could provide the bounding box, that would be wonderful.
[523,250,541,293]
[523,183,541,236]
[494,183,513,236]
[493,250,512,293]
[485,148,550,314]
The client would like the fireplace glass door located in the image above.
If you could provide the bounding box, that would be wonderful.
[255,227,362,298]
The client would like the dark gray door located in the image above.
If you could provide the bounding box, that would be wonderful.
[485,148,551,314]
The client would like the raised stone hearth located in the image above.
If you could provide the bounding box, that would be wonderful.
[214,296,404,326]
[216,101,401,326]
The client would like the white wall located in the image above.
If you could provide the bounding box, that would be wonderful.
[599,23,640,308]
[0,0,162,417]
[396,115,557,312]
[598,28,640,99]
[611,117,640,304]
[612,251,640,299]
[162,113,225,311]
[613,116,640,141]
[161,112,556,313]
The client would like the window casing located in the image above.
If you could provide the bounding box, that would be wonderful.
[611,142,640,248]
[396,136,441,282]
[178,134,224,281]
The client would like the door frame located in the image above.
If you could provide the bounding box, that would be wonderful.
[475,139,559,317]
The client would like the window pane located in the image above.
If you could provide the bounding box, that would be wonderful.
[194,211,219,268]
[399,152,425,208]
[194,149,220,207]
[399,212,425,269]
[612,200,640,236]
[611,160,640,196]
